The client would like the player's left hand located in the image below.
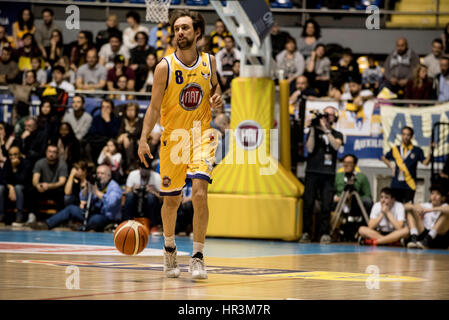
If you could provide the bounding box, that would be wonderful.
[210,93,223,110]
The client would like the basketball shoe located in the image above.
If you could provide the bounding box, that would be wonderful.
[163,246,181,278]
[190,252,208,279]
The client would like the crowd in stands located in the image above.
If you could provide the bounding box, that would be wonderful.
[0,7,448,249]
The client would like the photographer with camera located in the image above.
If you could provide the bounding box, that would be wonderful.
[30,164,122,231]
[333,154,373,240]
[300,106,344,243]
[334,154,373,211]
[123,162,162,235]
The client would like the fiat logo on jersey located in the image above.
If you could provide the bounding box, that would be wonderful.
[235,120,264,151]
[179,83,203,111]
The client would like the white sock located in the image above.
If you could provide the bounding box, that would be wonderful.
[428,229,437,239]
[192,242,204,256]
[410,228,418,236]
[164,235,176,248]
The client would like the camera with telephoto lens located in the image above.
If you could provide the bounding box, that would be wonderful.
[135,186,146,217]
[310,109,329,127]
[344,172,356,191]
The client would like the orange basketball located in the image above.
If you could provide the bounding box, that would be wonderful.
[114,220,149,255]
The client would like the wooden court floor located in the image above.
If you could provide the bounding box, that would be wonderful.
[1,228,449,300]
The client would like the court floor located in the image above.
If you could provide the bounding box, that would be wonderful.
[1,227,449,300]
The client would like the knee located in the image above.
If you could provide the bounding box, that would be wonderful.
[192,188,207,203]
[163,196,181,210]
[358,226,369,235]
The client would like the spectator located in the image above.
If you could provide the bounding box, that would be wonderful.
[140,52,157,93]
[305,43,331,96]
[12,8,35,48]
[423,39,443,79]
[0,47,19,85]
[54,56,76,85]
[31,164,122,232]
[75,48,107,90]
[123,11,149,51]
[270,20,292,59]
[297,19,321,60]
[70,31,94,72]
[36,99,59,142]
[49,65,75,94]
[405,184,448,249]
[331,47,360,90]
[358,187,408,246]
[404,64,433,102]
[442,22,449,54]
[433,55,449,102]
[381,126,431,203]
[98,138,123,183]
[99,34,130,71]
[0,122,14,167]
[340,74,374,123]
[106,54,135,92]
[44,29,65,68]
[29,144,68,220]
[62,95,93,141]
[289,75,318,107]
[12,116,47,168]
[333,154,373,222]
[0,146,30,223]
[208,19,231,55]
[15,33,41,72]
[222,60,240,101]
[117,102,143,172]
[123,163,162,234]
[83,99,120,163]
[56,122,80,170]
[276,37,305,92]
[414,202,449,250]
[383,37,419,97]
[300,106,344,244]
[109,75,134,101]
[34,8,61,59]
[0,25,13,56]
[63,160,91,207]
[129,31,156,91]
[216,36,241,93]
[362,55,383,94]
[95,14,123,51]
[23,56,47,86]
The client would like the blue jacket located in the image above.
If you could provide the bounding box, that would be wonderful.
[81,179,122,221]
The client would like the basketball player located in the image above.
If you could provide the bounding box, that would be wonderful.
[138,10,223,280]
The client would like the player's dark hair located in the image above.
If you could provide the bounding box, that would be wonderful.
[170,9,205,40]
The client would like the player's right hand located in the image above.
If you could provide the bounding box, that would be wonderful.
[138,139,153,168]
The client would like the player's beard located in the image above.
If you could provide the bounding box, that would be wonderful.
[177,36,194,50]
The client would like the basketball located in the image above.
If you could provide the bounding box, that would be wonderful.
[113,220,149,255]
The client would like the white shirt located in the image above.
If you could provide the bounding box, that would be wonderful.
[370,201,405,233]
[98,43,130,70]
[126,169,161,192]
[49,80,75,94]
[123,26,149,50]
[420,202,448,230]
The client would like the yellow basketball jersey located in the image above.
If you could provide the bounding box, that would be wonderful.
[160,51,213,134]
